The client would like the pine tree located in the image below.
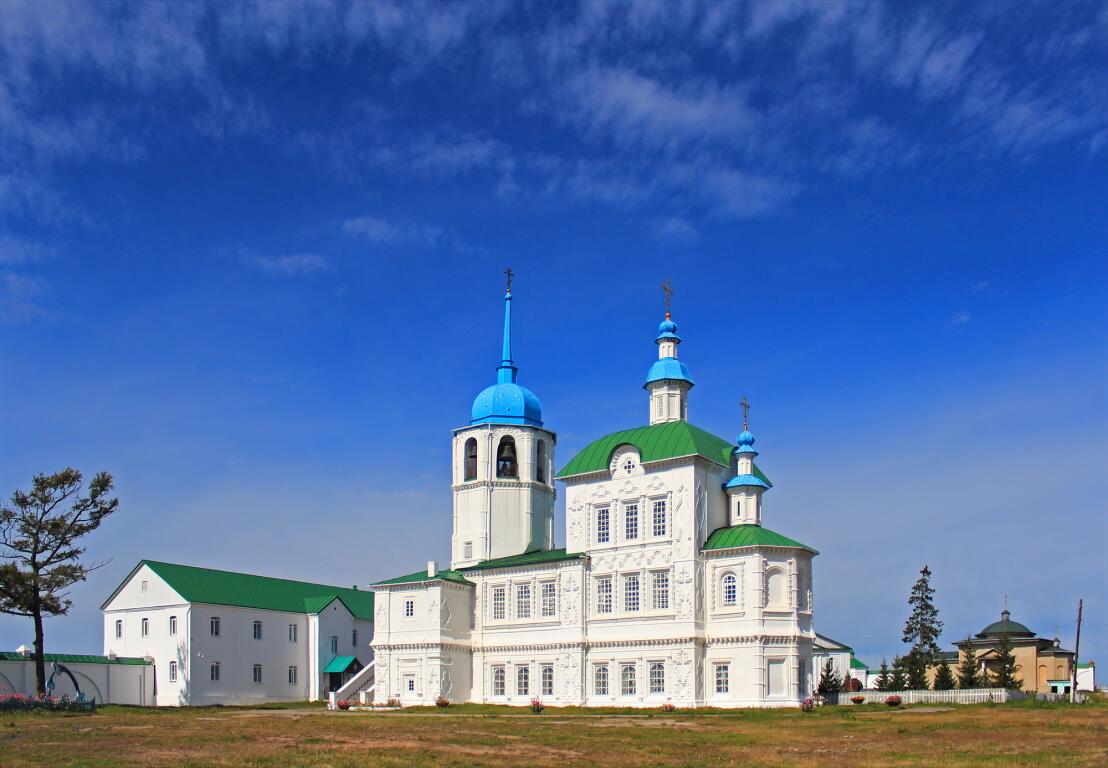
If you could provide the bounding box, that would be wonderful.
[905,649,930,690]
[956,639,980,689]
[991,632,1022,690]
[874,659,890,691]
[817,658,842,696]
[888,656,908,691]
[903,565,943,661]
[933,657,955,690]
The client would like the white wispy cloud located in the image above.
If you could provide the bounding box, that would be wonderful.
[252,253,329,276]
[651,216,699,245]
[342,214,467,251]
[0,270,49,322]
[0,235,47,265]
[951,311,971,326]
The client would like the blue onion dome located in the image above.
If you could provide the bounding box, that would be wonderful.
[471,383,543,427]
[644,358,695,388]
[737,430,755,449]
[656,317,680,343]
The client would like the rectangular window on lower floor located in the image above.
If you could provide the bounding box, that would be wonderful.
[492,587,505,621]
[541,665,554,697]
[597,577,612,614]
[253,664,263,685]
[517,665,529,696]
[541,582,557,617]
[715,663,729,694]
[288,666,297,685]
[169,661,177,683]
[594,664,609,696]
[621,664,636,696]
[492,666,505,696]
[624,574,640,612]
[649,662,665,694]
[210,662,220,682]
[652,571,669,610]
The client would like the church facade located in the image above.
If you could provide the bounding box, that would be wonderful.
[370,285,818,708]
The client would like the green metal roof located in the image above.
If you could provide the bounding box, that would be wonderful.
[703,524,818,554]
[977,616,1035,639]
[373,568,474,586]
[105,561,374,620]
[461,548,585,572]
[322,655,360,674]
[0,652,151,666]
[556,421,771,481]
[850,657,868,670]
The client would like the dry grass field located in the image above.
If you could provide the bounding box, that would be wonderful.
[2,699,1106,767]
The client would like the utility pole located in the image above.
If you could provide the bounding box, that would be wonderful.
[1070,599,1083,704]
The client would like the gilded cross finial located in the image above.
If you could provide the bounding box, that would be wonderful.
[504,267,514,294]
[740,396,751,431]
[660,278,674,319]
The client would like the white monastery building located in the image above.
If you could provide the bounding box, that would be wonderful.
[371,282,820,708]
[101,560,373,706]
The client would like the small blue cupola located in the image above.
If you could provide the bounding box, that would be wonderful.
[470,279,543,427]
[644,281,695,425]
[723,399,769,524]
[644,316,695,389]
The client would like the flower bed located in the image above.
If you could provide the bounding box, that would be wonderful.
[851,695,865,705]
[885,695,902,707]
[0,694,96,713]
[530,698,544,714]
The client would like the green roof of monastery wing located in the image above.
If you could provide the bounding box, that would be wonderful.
[112,560,374,620]
[373,569,474,586]
[703,524,818,554]
[557,421,771,481]
[850,658,869,670]
[0,651,151,666]
[322,655,360,674]
[461,548,585,572]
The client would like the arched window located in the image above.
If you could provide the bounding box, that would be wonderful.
[496,436,518,478]
[536,440,546,483]
[766,568,786,608]
[464,438,478,481]
[721,573,737,606]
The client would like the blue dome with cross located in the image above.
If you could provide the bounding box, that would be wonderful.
[470,283,544,427]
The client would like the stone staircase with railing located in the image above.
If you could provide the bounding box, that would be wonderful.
[327,659,375,709]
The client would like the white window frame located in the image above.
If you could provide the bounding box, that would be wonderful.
[210,662,220,682]
[596,507,610,543]
[517,665,529,696]
[594,664,609,696]
[722,573,738,607]
[624,574,640,612]
[649,662,665,694]
[541,664,554,697]
[492,586,506,621]
[652,499,667,537]
[169,661,177,683]
[715,663,729,694]
[624,503,639,541]
[652,570,669,610]
[210,616,221,637]
[141,617,149,637]
[492,666,506,696]
[404,598,415,619]
[288,665,297,685]
[253,664,263,685]
[621,663,637,696]
[405,675,416,693]
[169,615,177,636]
[597,577,612,614]
[464,541,473,560]
[253,621,263,640]
[516,583,531,620]
[114,620,122,639]
[289,624,298,643]
[541,581,557,617]
[330,635,338,655]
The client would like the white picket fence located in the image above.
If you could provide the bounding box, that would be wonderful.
[830,688,1027,705]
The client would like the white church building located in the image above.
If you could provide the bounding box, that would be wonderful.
[371,284,819,708]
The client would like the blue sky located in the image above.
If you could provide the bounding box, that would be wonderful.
[1,1,1106,669]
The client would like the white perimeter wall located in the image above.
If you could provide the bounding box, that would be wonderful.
[0,657,153,705]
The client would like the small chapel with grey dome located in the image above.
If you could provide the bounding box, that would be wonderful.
[369,276,819,708]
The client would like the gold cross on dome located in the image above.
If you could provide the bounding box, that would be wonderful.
[504,267,514,293]
[660,278,674,318]
[740,396,751,430]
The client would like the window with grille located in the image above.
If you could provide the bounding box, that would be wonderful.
[722,573,737,606]
[288,666,297,685]
[597,577,612,614]
[516,584,531,619]
[541,582,557,617]
[253,664,263,685]
[210,662,220,682]
[492,666,505,696]
[652,500,667,536]
[594,664,608,695]
[652,571,669,610]
[404,599,414,618]
[715,664,729,694]
[624,574,640,612]
[621,664,636,696]
[597,507,610,543]
[541,665,554,696]
[169,661,177,683]
[624,503,639,540]
[649,662,665,694]
[492,586,506,620]
[517,666,529,696]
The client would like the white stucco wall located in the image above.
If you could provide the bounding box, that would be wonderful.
[0,656,154,705]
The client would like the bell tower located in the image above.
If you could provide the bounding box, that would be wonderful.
[450,272,555,569]
[644,279,695,424]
